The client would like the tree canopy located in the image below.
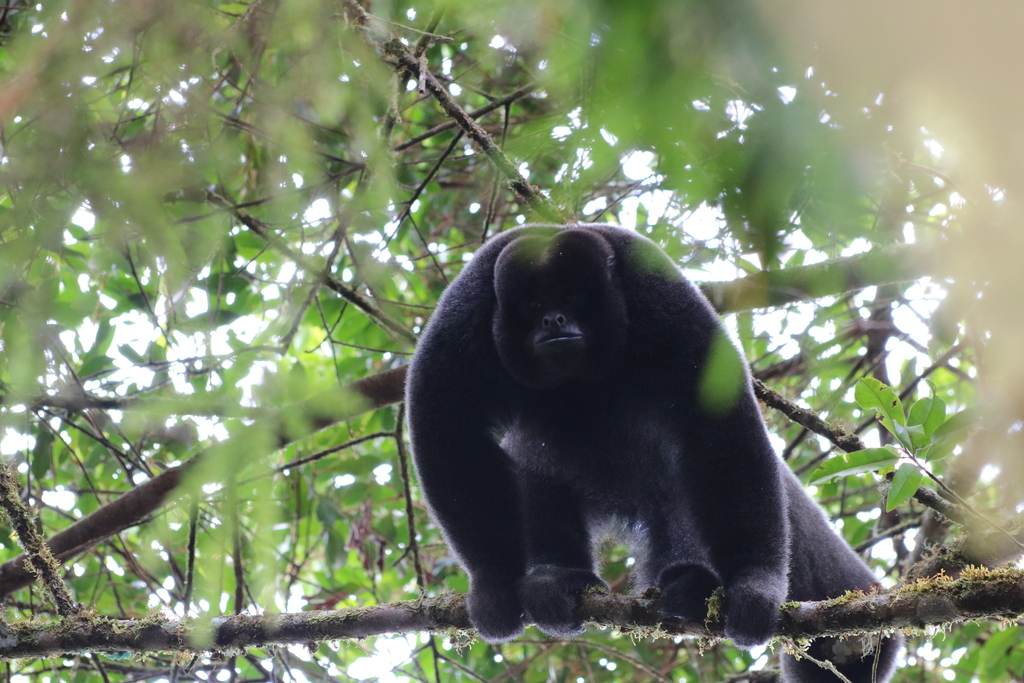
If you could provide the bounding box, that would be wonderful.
[1,1,1023,682]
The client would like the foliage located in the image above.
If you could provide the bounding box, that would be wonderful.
[0,0,1019,681]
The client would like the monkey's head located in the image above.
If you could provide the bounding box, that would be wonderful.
[493,229,628,389]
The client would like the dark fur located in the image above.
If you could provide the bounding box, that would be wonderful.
[406,224,899,682]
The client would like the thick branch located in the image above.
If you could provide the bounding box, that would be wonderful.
[700,243,932,312]
[2,569,1023,659]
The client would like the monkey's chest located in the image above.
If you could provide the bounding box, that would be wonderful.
[500,398,684,499]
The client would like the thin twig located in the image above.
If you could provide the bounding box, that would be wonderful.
[394,403,426,588]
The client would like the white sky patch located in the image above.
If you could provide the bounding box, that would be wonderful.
[923,139,945,159]
[373,464,393,485]
[892,302,931,346]
[599,128,618,145]
[785,229,813,250]
[567,107,583,128]
[1,429,34,455]
[617,197,640,230]
[42,488,77,512]
[348,635,417,682]
[750,303,816,360]
[78,318,99,352]
[489,35,507,49]
[184,289,209,318]
[59,329,78,356]
[108,310,160,378]
[685,260,745,284]
[883,336,921,387]
[448,83,462,96]
[582,196,607,215]
[692,100,710,111]
[551,126,571,141]
[979,464,1001,485]
[621,150,655,180]
[682,202,724,240]
[105,555,125,577]
[303,198,332,225]
[628,189,675,227]
[777,86,797,104]
[284,584,308,613]
[841,238,872,257]
[278,261,297,284]
[725,100,757,129]
[807,320,837,344]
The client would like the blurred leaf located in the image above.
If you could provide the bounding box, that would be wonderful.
[810,448,899,484]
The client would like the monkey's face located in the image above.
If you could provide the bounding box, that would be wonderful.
[493,230,627,389]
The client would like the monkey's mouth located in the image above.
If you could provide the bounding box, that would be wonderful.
[534,331,584,348]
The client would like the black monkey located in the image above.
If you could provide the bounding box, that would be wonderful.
[406,224,900,683]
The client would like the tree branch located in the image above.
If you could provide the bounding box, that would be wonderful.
[699,243,932,312]
[1,568,1023,659]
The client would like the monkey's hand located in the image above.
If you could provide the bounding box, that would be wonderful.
[519,565,608,639]
[721,572,785,649]
[467,576,526,643]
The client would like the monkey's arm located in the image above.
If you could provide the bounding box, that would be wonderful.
[405,296,528,642]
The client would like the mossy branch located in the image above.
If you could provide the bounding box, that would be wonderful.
[0,464,80,617]
[1,568,1023,660]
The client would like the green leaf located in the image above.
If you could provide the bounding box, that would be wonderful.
[890,421,918,451]
[118,343,147,365]
[854,377,906,435]
[31,430,54,481]
[934,406,984,441]
[887,462,925,511]
[809,448,899,484]
[79,353,115,379]
[697,330,745,417]
[907,395,946,439]
[921,438,957,462]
